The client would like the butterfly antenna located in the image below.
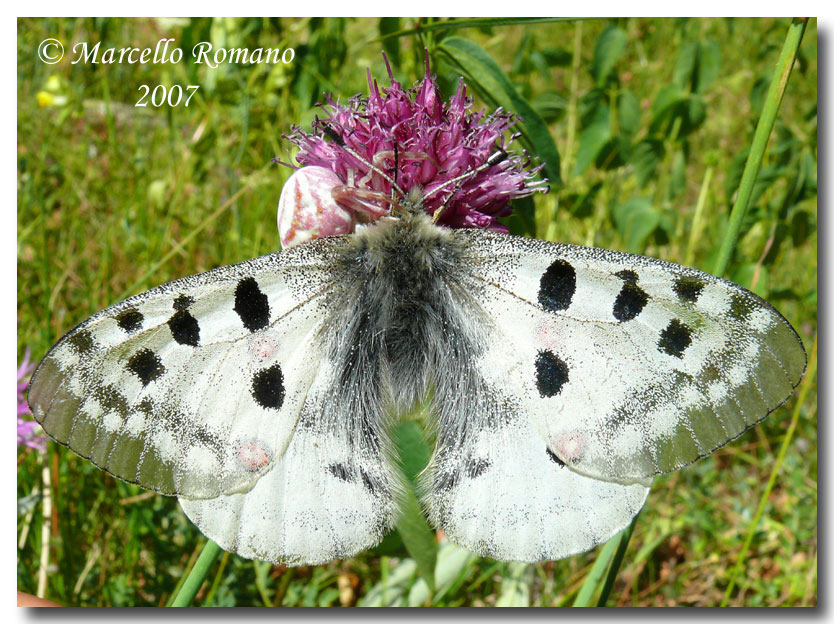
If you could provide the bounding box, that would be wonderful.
[320,121,406,198]
[428,150,508,224]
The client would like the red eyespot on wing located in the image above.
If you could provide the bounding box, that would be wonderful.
[236,440,273,472]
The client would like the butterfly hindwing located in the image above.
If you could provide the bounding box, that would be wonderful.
[461,230,806,483]
[421,385,651,562]
[180,356,400,565]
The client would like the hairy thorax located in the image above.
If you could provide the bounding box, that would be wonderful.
[326,212,483,414]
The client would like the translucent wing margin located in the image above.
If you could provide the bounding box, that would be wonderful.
[460,230,806,483]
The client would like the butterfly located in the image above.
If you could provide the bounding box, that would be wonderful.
[28,148,806,567]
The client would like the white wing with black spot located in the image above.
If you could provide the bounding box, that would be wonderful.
[421,387,651,562]
[461,230,806,484]
[28,236,400,564]
[180,356,400,565]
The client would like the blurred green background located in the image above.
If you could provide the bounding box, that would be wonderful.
[17,17,816,606]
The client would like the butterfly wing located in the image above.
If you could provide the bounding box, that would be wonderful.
[28,237,399,564]
[180,354,400,565]
[421,229,804,561]
[422,386,651,562]
[462,230,806,483]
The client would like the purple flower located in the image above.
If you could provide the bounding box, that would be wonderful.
[17,349,46,452]
[279,52,546,244]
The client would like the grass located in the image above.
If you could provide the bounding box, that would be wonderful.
[17,17,817,606]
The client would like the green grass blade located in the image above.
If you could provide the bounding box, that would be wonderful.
[376,17,581,40]
[596,510,641,606]
[572,536,619,606]
[437,37,562,187]
[170,539,222,607]
[712,18,807,277]
[721,337,816,606]
[571,509,641,607]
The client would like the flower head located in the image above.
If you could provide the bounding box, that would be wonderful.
[17,349,46,452]
[278,52,546,245]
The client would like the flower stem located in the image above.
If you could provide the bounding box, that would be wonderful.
[711,17,807,278]
[170,539,222,607]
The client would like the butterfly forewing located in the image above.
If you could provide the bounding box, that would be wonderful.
[461,230,806,483]
[28,241,345,499]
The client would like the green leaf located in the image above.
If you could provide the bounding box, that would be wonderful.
[674,40,721,94]
[695,40,722,93]
[630,139,665,187]
[612,197,661,253]
[437,37,562,187]
[392,421,437,595]
[378,17,401,68]
[618,89,641,136]
[532,90,568,123]
[573,106,610,176]
[595,135,631,171]
[541,46,572,67]
[591,25,627,86]
[649,84,686,134]
[673,41,698,90]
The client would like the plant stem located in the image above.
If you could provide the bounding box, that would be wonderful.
[685,166,713,267]
[561,19,583,184]
[37,453,51,599]
[712,18,807,278]
[170,539,222,607]
[721,336,816,606]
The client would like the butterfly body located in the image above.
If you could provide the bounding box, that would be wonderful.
[28,207,805,565]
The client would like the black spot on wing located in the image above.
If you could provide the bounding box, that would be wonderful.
[658,319,693,358]
[466,458,491,479]
[126,349,165,386]
[435,469,459,492]
[115,308,144,333]
[730,292,755,321]
[168,309,200,347]
[251,363,284,409]
[359,467,380,494]
[615,269,639,284]
[673,276,705,303]
[538,259,576,312]
[613,282,649,321]
[173,294,195,311]
[68,330,94,354]
[546,447,566,467]
[535,350,569,397]
[234,277,270,332]
[328,463,352,482]
[93,384,129,416]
